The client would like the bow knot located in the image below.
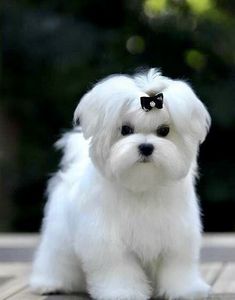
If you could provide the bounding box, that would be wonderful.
[140,93,163,112]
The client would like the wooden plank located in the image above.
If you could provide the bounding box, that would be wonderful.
[0,275,28,299]
[200,263,224,285]
[0,247,35,262]
[0,235,39,248]
[0,233,233,247]
[203,234,235,248]
[0,277,13,287]
[201,247,235,262]
[213,263,235,293]
[6,287,47,300]
[0,263,31,276]
[2,233,234,248]
[207,295,235,300]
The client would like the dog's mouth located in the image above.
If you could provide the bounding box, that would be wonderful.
[138,157,151,163]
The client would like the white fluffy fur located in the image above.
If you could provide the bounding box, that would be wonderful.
[30,69,211,300]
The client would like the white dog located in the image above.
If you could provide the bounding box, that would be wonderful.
[30,68,211,300]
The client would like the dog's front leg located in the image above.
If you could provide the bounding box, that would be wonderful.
[155,247,210,300]
[76,243,152,300]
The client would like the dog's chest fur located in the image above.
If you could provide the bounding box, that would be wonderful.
[109,188,186,262]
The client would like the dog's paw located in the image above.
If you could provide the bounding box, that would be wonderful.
[180,279,210,300]
[30,277,74,295]
[88,277,152,300]
[30,282,63,295]
[159,278,210,300]
[89,288,151,300]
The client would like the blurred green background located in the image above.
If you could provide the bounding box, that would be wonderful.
[1,0,235,232]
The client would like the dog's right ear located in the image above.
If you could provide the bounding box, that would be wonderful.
[74,90,100,139]
[74,74,137,139]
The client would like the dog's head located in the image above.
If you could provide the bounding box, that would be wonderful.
[74,69,210,191]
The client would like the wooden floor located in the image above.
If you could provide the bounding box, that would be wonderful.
[0,234,234,300]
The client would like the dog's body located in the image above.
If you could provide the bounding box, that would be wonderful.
[31,69,211,300]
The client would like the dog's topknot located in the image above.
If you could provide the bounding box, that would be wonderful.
[134,68,170,96]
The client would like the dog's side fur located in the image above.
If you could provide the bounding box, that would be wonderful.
[30,69,211,300]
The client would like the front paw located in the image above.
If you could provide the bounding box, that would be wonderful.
[87,275,152,300]
[159,277,210,300]
[30,278,64,295]
[30,276,80,295]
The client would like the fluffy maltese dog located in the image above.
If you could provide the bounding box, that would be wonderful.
[31,68,211,300]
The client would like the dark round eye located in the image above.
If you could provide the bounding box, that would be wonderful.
[156,125,170,137]
[121,125,134,136]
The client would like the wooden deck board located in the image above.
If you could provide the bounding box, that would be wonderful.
[213,263,235,293]
[200,262,224,285]
[0,234,234,300]
[0,275,28,299]
[5,288,48,300]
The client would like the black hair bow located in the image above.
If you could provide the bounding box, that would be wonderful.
[140,93,163,112]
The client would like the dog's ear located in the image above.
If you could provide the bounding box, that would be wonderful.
[191,93,211,144]
[165,81,211,144]
[74,75,138,139]
[74,90,101,139]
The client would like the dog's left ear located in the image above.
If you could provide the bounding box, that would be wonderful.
[165,81,211,144]
[191,93,211,144]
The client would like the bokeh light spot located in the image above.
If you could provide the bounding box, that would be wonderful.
[144,0,167,17]
[126,35,145,54]
[185,49,207,71]
[186,0,214,14]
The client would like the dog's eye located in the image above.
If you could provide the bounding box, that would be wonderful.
[121,125,134,136]
[156,125,170,137]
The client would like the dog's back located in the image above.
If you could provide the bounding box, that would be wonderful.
[55,127,89,168]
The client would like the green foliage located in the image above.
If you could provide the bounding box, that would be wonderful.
[2,0,235,231]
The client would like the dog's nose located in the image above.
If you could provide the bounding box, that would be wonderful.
[138,143,154,156]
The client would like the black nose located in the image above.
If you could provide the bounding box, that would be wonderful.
[138,143,154,156]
